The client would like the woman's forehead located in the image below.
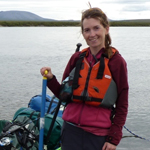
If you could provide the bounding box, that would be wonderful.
[82,18,102,27]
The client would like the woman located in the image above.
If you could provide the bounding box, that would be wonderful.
[41,7,128,150]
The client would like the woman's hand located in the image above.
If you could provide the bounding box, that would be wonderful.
[40,67,53,80]
[102,142,116,150]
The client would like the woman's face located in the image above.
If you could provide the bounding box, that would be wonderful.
[82,18,109,54]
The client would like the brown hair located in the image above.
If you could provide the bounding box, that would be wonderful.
[81,7,112,58]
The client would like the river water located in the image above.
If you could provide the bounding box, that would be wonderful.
[0,27,150,149]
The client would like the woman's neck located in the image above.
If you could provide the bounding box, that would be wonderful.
[90,47,105,55]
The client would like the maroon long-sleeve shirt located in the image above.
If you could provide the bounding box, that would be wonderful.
[47,47,129,145]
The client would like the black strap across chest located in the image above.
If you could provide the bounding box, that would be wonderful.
[72,52,106,90]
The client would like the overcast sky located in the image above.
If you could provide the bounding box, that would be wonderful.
[1,0,150,20]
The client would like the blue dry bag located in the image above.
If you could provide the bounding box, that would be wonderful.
[28,94,64,118]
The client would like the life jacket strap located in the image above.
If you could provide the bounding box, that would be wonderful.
[72,51,108,87]
[72,52,87,89]
[97,54,105,79]
[73,95,103,102]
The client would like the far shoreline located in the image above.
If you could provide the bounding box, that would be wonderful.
[0,20,150,27]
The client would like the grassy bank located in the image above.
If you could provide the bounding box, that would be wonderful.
[0,20,150,27]
[0,21,80,27]
[110,20,150,26]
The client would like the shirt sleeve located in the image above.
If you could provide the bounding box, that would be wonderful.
[106,53,129,145]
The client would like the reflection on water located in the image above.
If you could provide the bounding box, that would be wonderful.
[0,27,150,150]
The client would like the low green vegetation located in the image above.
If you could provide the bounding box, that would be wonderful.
[110,20,150,26]
[0,21,80,27]
[0,20,150,27]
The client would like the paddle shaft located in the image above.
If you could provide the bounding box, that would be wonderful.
[39,71,48,150]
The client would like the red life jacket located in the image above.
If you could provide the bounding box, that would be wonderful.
[71,48,118,108]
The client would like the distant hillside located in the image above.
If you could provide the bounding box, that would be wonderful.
[0,10,150,26]
[0,10,55,21]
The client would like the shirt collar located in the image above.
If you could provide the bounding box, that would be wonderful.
[86,47,105,67]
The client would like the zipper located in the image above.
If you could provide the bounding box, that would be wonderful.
[78,62,92,125]
[77,57,102,125]
[83,67,92,98]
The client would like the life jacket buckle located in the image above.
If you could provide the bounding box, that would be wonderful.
[87,97,92,101]
[79,52,86,59]
[82,96,91,101]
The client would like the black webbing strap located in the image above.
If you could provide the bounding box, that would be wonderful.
[72,51,86,89]
[29,111,36,119]
[73,95,103,102]
[96,55,105,79]
[46,99,61,143]
[29,111,40,128]
[47,96,55,113]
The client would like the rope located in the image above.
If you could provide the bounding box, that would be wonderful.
[123,126,150,142]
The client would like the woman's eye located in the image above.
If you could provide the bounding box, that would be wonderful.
[94,26,100,30]
[84,29,90,33]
